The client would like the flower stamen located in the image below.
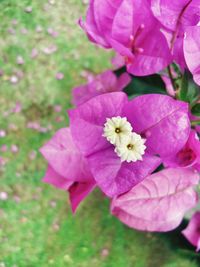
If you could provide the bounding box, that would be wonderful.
[127,144,134,150]
[115,128,121,133]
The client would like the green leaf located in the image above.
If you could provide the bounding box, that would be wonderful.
[179,71,189,101]
[187,82,200,104]
[114,67,167,97]
[191,103,200,117]
[179,71,200,104]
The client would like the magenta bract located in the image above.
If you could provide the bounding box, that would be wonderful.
[40,128,95,212]
[182,212,200,251]
[163,130,200,170]
[69,92,190,197]
[80,0,172,76]
[72,70,131,106]
[184,26,200,86]
[151,0,200,71]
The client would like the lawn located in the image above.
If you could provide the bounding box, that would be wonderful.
[0,1,200,266]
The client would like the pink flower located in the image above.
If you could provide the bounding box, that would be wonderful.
[47,28,59,38]
[31,48,38,58]
[29,150,37,160]
[0,157,7,167]
[54,105,62,113]
[1,145,7,152]
[69,92,190,197]
[24,6,32,13]
[0,130,6,137]
[55,72,64,80]
[184,26,200,86]
[27,121,40,130]
[182,212,200,251]
[111,168,199,232]
[40,128,96,212]
[21,28,28,35]
[42,45,57,55]
[0,192,8,201]
[80,0,172,76]
[151,0,200,69]
[72,70,131,106]
[163,130,200,171]
[11,102,22,113]
[11,145,19,153]
[10,75,18,84]
[16,56,24,65]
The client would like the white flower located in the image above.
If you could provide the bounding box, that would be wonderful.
[115,132,146,163]
[103,116,132,146]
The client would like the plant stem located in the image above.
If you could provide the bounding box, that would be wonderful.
[191,120,200,126]
[167,65,177,92]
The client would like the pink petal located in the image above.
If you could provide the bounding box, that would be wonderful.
[163,130,200,169]
[40,128,93,182]
[79,0,110,48]
[122,94,190,157]
[69,181,96,213]
[116,72,131,91]
[88,148,161,197]
[127,27,172,76]
[111,0,135,45]
[182,212,200,251]
[112,168,199,232]
[69,92,128,156]
[184,26,200,86]
[93,0,122,41]
[43,165,73,190]
[72,70,130,106]
[151,0,199,31]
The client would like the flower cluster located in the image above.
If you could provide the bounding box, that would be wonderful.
[80,0,200,84]
[40,0,200,251]
[103,116,146,162]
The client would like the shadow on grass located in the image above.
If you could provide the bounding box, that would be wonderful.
[161,220,200,259]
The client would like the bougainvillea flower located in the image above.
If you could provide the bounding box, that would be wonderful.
[164,130,200,171]
[80,0,172,76]
[72,70,131,106]
[40,128,96,212]
[151,0,200,68]
[69,92,190,197]
[151,0,200,32]
[182,212,200,251]
[184,26,200,86]
[111,168,199,232]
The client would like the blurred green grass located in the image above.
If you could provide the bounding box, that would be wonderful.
[0,1,200,266]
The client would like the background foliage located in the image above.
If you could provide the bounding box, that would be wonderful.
[0,1,200,266]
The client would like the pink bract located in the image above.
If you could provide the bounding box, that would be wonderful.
[182,212,200,251]
[80,0,172,76]
[163,130,200,170]
[69,92,190,197]
[72,70,131,106]
[151,0,200,69]
[40,128,95,212]
[111,168,199,232]
[151,0,200,31]
[184,26,200,86]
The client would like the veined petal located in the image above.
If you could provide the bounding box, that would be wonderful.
[112,168,199,232]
